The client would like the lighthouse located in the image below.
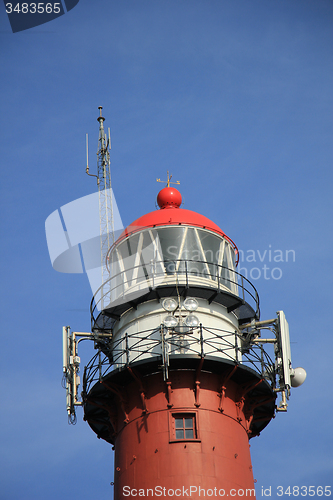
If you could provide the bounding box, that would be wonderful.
[60,173,306,498]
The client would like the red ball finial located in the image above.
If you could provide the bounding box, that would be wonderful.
[157,187,182,209]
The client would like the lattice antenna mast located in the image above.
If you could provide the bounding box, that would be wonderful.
[86,107,115,309]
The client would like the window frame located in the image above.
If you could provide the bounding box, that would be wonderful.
[168,411,201,443]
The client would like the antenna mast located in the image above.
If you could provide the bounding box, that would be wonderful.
[86,107,115,309]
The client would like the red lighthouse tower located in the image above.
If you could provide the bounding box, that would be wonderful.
[61,177,305,499]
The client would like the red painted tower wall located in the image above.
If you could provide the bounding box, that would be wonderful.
[111,369,258,498]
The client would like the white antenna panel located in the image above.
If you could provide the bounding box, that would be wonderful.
[277,310,292,389]
[62,326,69,373]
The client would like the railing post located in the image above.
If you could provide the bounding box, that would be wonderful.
[256,290,260,319]
[185,260,188,288]
[216,264,219,290]
[82,366,87,400]
[241,275,245,303]
[260,344,264,377]
[200,323,204,357]
[125,331,129,367]
[98,349,102,381]
[235,330,239,363]
[150,258,155,289]
[161,324,169,381]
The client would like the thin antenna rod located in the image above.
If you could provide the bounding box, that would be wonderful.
[85,133,98,182]
[86,134,89,172]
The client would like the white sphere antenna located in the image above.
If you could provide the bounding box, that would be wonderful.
[290,367,307,387]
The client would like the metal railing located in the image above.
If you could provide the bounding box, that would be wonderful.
[82,324,275,396]
[90,259,260,328]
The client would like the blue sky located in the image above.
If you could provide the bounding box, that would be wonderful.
[0,1,332,499]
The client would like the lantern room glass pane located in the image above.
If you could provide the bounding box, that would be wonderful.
[220,242,231,288]
[156,227,236,277]
[198,231,222,279]
[157,227,185,267]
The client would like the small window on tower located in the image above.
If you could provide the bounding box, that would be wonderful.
[169,412,200,442]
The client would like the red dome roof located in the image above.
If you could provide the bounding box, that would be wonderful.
[118,187,238,259]
[128,207,226,237]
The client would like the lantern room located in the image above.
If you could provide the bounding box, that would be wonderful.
[92,186,259,329]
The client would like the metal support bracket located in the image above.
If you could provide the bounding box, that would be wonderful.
[100,380,129,423]
[165,380,173,408]
[194,357,204,407]
[218,364,238,412]
[127,366,148,414]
